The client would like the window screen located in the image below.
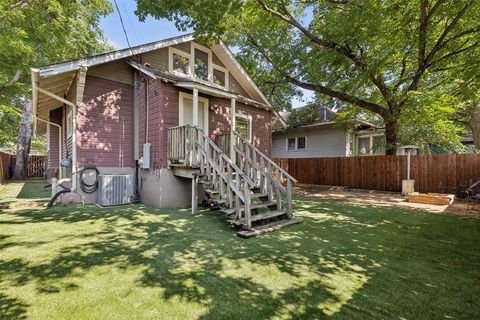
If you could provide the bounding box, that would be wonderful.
[213,68,226,87]
[372,136,386,154]
[287,138,296,151]
[194,48,209,81]
[358,137,370,155]
[235,115,251,141]
[297,137,306,150]
[172,53,190,74]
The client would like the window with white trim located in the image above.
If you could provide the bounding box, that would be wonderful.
[286,136,307,151]
[356,134,386,155]
[169,48,191,75]
[234,114,252,141]
[213,67,227,88]
[287,138,296,151]
[194,48,209,81]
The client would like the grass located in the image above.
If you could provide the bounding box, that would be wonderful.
[0,181,479,319]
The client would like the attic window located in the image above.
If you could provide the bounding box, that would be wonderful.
[213,67,226,87]
[194,48,209,81]
[172,53,190,74]
[169,47,191,75]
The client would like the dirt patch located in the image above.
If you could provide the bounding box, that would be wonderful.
[294,183,480,219]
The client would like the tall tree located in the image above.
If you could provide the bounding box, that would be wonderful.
[136,0,480,154]
[0,0,112,178]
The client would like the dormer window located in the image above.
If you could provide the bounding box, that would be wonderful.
[169,48,191,75]
[194,48,209,81]
[168,42,229,88]
[213,65,228,88]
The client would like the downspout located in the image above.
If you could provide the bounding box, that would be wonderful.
[35,116,62,175]
[144,76,149,144]
[33,115,63,176]
[73,66,88,192]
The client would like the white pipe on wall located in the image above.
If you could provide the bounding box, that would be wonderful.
[35,116,62,176]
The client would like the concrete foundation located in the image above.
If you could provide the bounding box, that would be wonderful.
[140,168,193,208]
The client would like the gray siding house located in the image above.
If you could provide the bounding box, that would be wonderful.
[272,107,387,158]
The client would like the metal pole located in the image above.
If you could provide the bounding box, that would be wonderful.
[407,150,411,180]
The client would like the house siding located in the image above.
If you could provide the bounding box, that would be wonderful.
[209,97,272,156]
[88,60,133,85]
[76,75,134,168]
[272,126,347,158]
[137,79,273,168]
[141,48,169,71]
[138,79,179,169]
[47,107,62,175]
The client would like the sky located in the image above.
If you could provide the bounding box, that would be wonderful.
[99,0,312,108]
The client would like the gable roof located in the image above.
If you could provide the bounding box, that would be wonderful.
[32,33,286,134]
[31,33,273,107]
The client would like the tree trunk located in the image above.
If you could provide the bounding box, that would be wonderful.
[384,120,399,155]
[468,103,480,149]
[13,99,33,179]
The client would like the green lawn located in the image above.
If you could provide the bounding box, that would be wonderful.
[0,181,479,319]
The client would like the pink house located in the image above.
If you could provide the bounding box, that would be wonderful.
[31,34,298,236]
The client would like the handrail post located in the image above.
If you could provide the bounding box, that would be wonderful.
[286,178,292,219]
[244,180,251,230]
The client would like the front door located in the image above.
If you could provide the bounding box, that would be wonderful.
[179,92,209,132]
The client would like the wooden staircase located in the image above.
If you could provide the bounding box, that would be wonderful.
[167,125,301,237]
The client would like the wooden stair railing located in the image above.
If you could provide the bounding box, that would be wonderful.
[167,125,301,236]
[168,125,256,228]
[231,131,298,219]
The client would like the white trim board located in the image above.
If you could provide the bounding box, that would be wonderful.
[179,91,209,132]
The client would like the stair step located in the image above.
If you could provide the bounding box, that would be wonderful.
[251,201,277,210]
[236,217,303,238]
[212,199,227,205]
[218,200,277,215]
[250,193,268,199]
[220,208,235,215]
[205,189,219,194]
[230,210,287,225]
[199,180,213,185]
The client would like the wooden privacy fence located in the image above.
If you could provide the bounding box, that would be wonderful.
[10,155,46,178]
[274,154,480,194]
[0,152,11,184]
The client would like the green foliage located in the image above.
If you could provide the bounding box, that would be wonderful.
[135,0,480,153]
[286,104,325,127]
[2,181,480,318]
[0,0,113,149]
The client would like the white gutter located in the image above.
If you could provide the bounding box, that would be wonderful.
[37,34,194,78]
[35,116,62,175]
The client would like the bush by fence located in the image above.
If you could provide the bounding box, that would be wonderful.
[273,154,480,194]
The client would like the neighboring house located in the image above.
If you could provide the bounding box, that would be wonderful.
[31,33,288,210]
[272,107,387,158]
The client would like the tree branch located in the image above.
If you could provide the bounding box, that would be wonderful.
[0,69,22,91]
[246,34,388,117]
[256,0,394,106]
[424,1,473,66]
[403,1,473,99]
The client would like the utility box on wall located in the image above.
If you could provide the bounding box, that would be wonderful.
[142,143,151,169]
